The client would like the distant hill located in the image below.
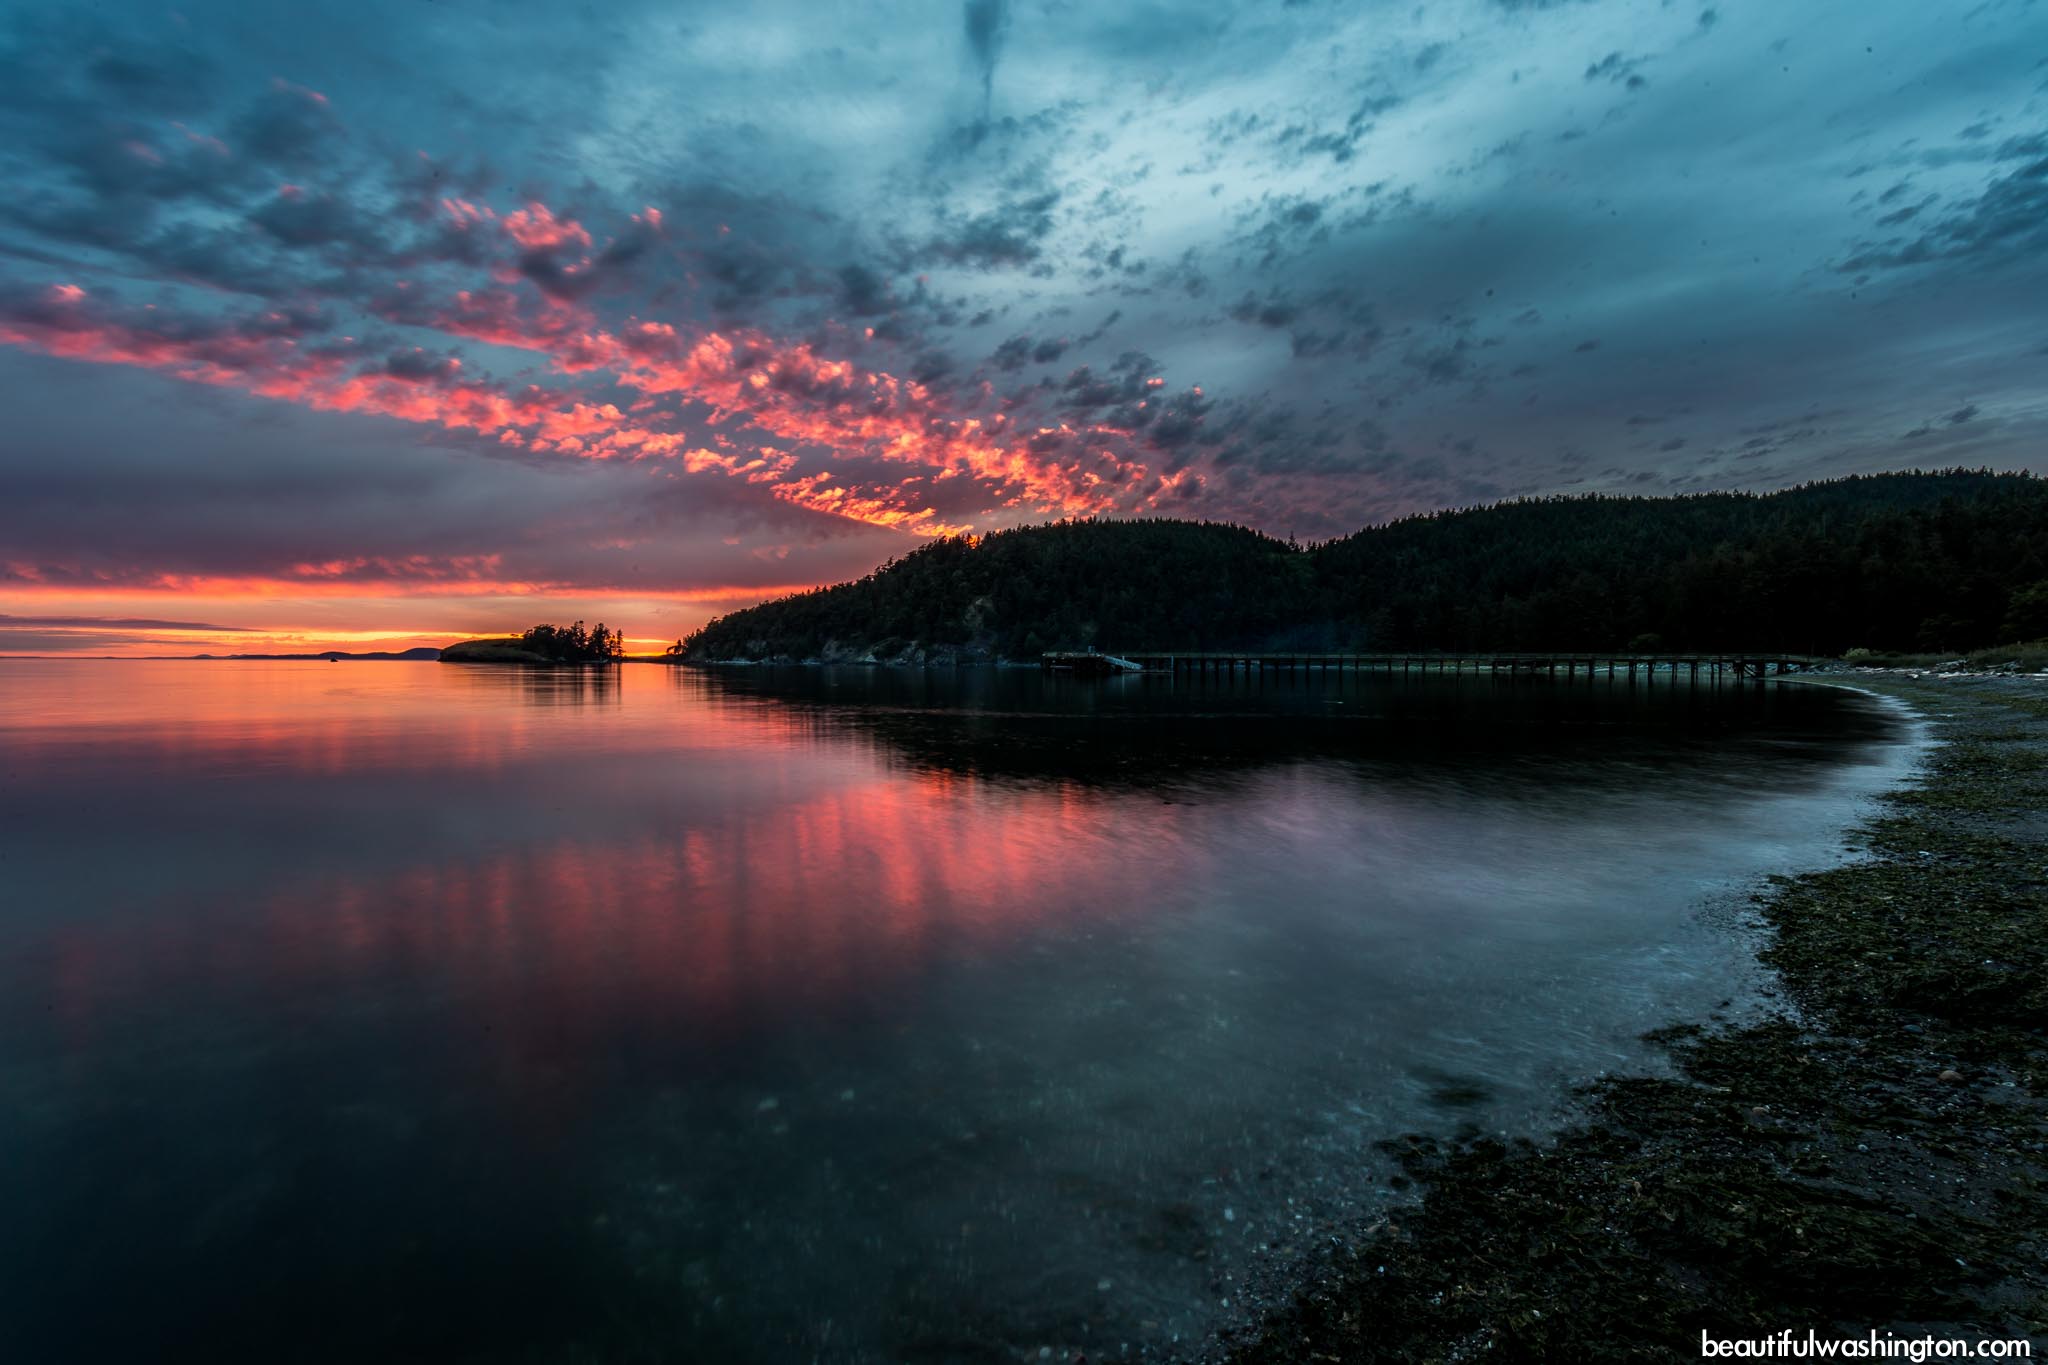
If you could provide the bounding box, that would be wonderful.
[676,470,2048,661]
[437,638,550,664]
[189,647,444,661]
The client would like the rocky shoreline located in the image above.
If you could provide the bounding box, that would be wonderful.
[1198,674,2048,1364]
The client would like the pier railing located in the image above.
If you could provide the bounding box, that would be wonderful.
[1041,651,1824,679]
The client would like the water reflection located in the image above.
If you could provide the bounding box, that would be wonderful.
[496,661,622,708]
[0,661,1915,1363]
[680,662,1894,794]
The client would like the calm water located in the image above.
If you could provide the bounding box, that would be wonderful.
[0,661,1913,1363]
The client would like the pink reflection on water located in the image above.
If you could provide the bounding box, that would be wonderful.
[12,662,1191,1073]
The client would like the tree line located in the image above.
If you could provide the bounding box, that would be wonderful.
[520,621,624,663]
[673,470,2048,661]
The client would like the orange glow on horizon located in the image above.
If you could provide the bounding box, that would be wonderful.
[0,578,827,657]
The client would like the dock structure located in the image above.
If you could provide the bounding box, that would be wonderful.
[1041,651,1146,677]
[1042,651,1822,680]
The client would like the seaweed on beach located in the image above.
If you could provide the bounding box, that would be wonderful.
[1213,677,2048,1364]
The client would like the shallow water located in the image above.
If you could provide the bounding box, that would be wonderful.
[0,661,1914,1363]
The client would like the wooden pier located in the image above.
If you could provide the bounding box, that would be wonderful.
[1042,651,1822,680]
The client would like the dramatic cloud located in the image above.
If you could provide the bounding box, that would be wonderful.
[0,0,2043,651]
[963,0,1012,128]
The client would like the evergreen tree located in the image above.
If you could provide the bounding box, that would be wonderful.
[676,470,2048,661]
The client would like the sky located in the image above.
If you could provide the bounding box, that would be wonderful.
[0,0,2044,656]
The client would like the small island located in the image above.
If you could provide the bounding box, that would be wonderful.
[440,621,624,664]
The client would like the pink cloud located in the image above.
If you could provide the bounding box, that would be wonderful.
[502,203,592,252]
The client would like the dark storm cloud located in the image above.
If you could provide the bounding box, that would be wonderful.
[1281,93,1403,164]
[837,264,895,317]
[250,188,380,250]
[989,332,1069,371]
[230,80,343,166]
[918,191,1060,269]
[380,348,464,383]
[1403,337,1477,387]
[1237,194,1334,271]
[1583,52,1649,89]
[1230,293,1300,329]
[963,0,1012,126]
[1838,140,2048,273]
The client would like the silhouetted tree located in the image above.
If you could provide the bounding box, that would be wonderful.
[519,620,622,663]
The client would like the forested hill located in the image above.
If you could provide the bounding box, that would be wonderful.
[676,470,2048,662]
